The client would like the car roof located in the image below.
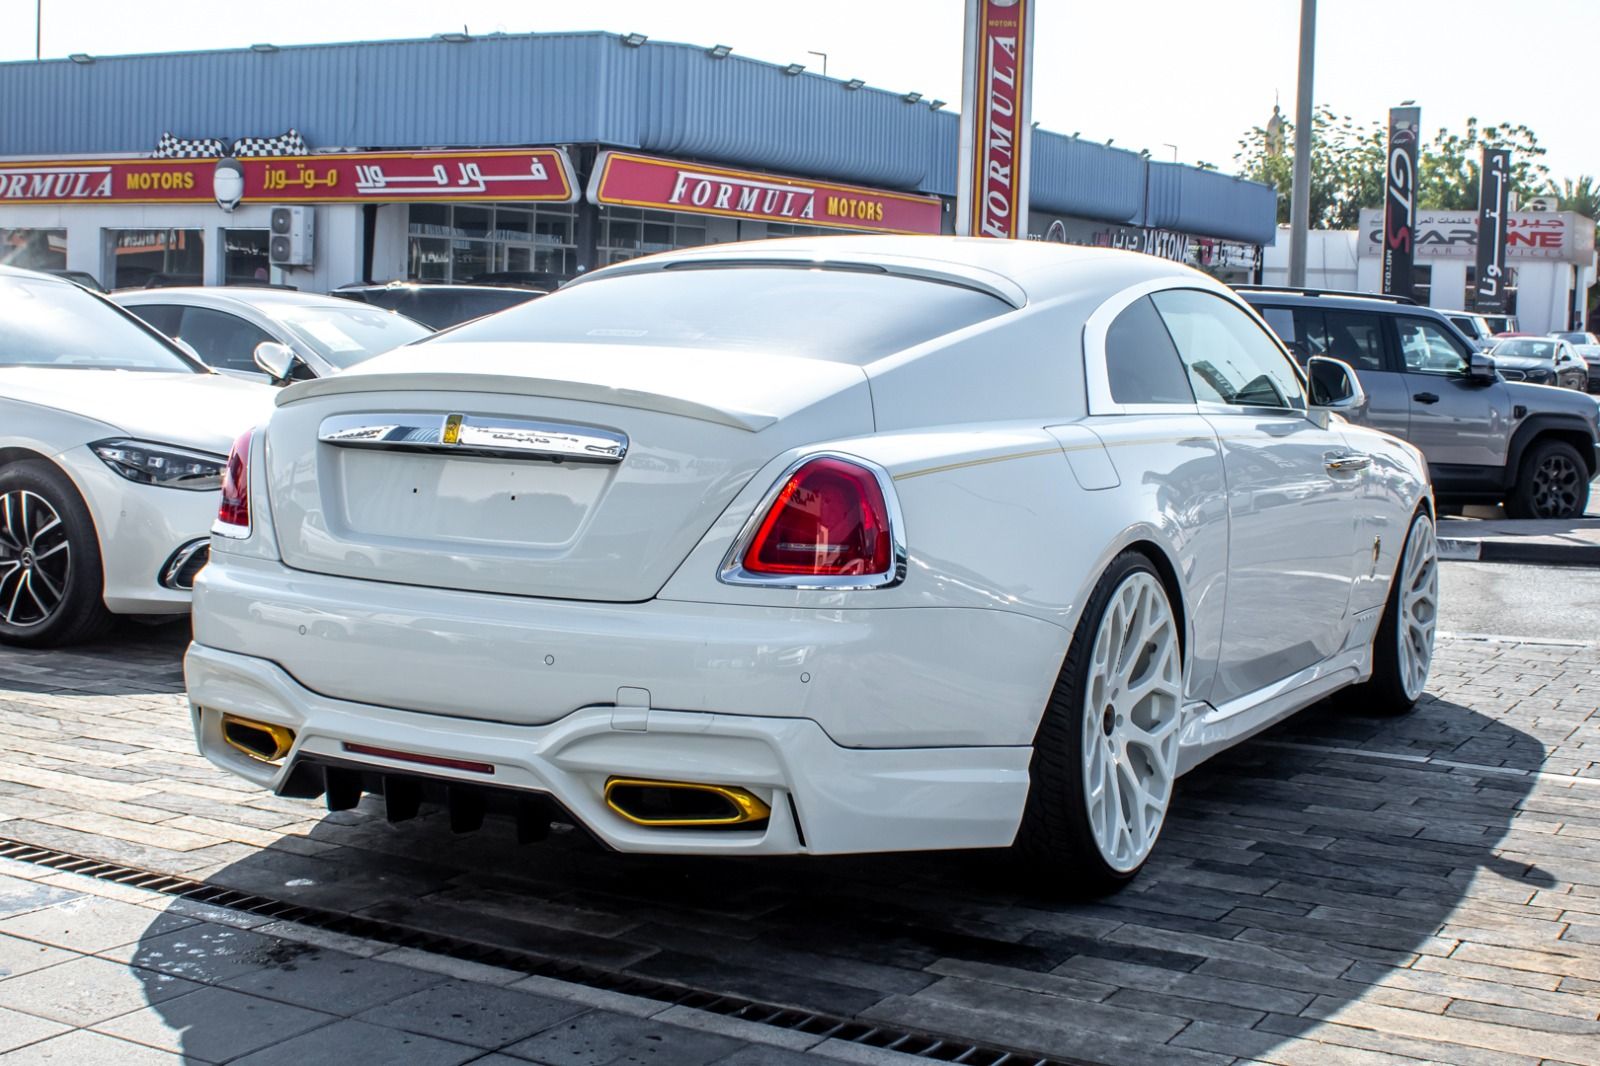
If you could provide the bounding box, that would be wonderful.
[566,234,1224,308]
[0,264,75,288]
[114,287,373,312]
[1236,287,1433,314]
[335,282,540,295]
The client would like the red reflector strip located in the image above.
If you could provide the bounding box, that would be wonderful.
[341,742,495,775]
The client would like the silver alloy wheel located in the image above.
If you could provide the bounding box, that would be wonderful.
[1397,515,1439,702]
[0,490,70,629]
[1531,452,1584,517]
[1080,570,1184,873]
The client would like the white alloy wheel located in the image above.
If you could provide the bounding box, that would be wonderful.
[1080,570,1184,873]
[1396,514,1439,702]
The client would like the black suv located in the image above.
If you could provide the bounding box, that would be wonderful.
[1238,287,1600,519]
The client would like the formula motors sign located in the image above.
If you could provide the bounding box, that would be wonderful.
[957,0,1035,238]
[586,151,943,234]
[0,149,578,205]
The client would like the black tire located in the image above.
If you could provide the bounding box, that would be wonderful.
[0,461,115,648]
[1013,551,1179,897]
[1504,439,1590,519]
[1338,511,1437,717]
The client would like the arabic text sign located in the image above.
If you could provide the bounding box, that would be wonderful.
[587,151,943,234]
[1359,208,1595,264]
[0,150,579,205]
[1474,148,1512,312]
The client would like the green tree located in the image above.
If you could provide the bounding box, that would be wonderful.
[1236,111,1551,226]
[1548,175,1600,221]
[1419,119,1549,209]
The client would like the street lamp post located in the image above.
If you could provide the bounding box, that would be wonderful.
[1287,0,1316,288]
[36,0,43,60]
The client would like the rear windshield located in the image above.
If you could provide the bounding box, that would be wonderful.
[342,288,537,330]
[436,266,1013,363]
[1496,339,1557,359]
[0,273,199,373]
[273,305,432,369]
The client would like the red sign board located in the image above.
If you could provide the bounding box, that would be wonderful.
[587,151,943,235]
[957,0,1035,238]
[0,149,578,206]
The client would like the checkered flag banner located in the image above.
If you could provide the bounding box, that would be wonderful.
[152,132,227,159]
[231,129,310,158]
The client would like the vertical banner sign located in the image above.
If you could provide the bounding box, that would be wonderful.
[1381,106,1421,298]
[956,0,1035,238]
[1473,147,1512,312]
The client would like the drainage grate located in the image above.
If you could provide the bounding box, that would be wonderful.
[0,836,1096,1066]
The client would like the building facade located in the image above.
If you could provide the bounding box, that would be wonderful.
[0,31,1278,293]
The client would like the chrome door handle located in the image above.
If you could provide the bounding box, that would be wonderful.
[1324,453,1372,474]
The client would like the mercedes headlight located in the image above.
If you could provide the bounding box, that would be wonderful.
[91,439,227,491]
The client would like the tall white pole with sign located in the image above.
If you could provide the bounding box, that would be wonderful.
[956,0,1035,238]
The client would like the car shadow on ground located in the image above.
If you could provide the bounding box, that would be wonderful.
[124,687,1551,1065]
[0,619,188,697]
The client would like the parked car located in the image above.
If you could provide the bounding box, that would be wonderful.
[1481,313,1520,335]
[1445,311,1496,351]
[1240,287,1600,519]
[188,237,1436,894]
[330,282,543,330]
[45,269,108,293]
[1551,331,1600,392]
[116,288,432,383]
[1488,337,1588,391]
[0,267,272,647]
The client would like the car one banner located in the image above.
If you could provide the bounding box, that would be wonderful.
[0,149,579,206]
[585,151,943,235]
[956,0,1035,238]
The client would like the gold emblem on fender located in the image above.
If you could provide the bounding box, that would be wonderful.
[441,413,464,445]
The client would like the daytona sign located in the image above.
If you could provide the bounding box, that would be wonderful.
[0,149,578,205]
[586,151,943,234]
[956,0,1035,238]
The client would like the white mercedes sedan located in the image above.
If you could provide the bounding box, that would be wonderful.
[186,237,1437,892]
[0,267,273,646]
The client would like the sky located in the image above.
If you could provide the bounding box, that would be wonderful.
[3,0,1596,186]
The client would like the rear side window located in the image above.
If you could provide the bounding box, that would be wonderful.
[1152,289,1305,411]
[1319,310,1386,371]
[439,267,1013,364]
[177,307,275,374]
[1104,296,1194,404]
[125,303,183,336]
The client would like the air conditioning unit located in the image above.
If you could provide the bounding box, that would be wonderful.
[269,206,315,267]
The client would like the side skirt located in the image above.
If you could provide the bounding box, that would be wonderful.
[1175,608,1380,776]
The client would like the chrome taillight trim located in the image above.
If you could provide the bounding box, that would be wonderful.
[718,451,907,591]
[318,412,628,464]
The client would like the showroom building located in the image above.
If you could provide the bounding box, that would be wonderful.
[0,31,1277,293]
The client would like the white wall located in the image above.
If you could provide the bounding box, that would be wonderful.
[1259,226,1360,291]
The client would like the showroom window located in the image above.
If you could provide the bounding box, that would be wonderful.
[223,229,270,285]
[0,228,67,272]
[104,229,203,289]
[598,207,705,267]
[407,203,577,283]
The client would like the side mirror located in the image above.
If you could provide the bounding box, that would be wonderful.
[253,341,299,382]
[1307,356,1368,422]
[1467,350,1498,385]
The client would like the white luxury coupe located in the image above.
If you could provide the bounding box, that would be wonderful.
[0,267,273,647]
[187,237,1438,891]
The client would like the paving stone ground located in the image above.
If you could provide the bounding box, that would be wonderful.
[0,621,1597,1065]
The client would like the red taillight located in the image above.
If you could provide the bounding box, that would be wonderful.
[215,429,252,537]
[741,457,893,577]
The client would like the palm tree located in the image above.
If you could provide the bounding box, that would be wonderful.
[1548,176,1600,221]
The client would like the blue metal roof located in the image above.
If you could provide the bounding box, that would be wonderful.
[1144,162,1279,245]
[0,32,1275,244]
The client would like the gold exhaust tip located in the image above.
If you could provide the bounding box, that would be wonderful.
[221,714,296,763]
[604,777,770,827]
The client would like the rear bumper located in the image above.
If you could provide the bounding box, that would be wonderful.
[185,642,1032,856]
